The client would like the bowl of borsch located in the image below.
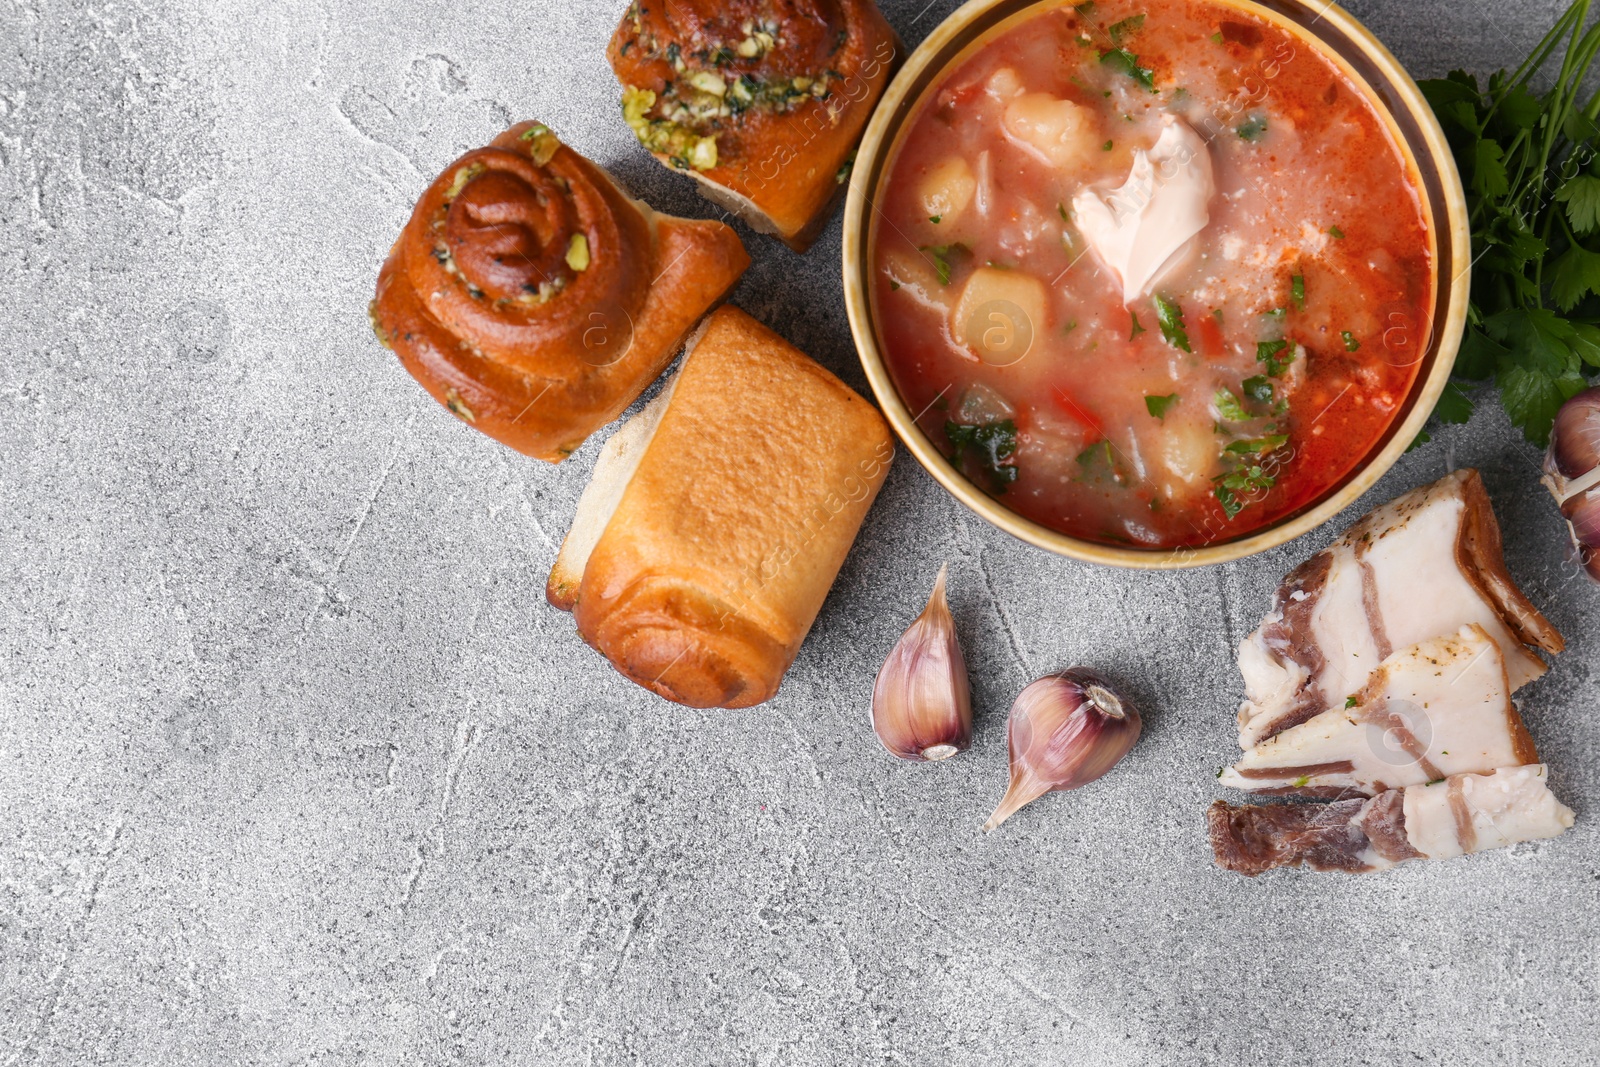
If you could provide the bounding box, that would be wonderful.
[842,0,1469,567]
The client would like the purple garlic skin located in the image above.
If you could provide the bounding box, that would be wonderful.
[1544,388,1600,583]
[984,668,1143,831]
[871,564,973,762]
[1562,488,1600,581]
[1545,386,1600,486]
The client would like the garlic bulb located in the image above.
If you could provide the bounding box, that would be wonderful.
[871,564,973,762]
[984,669,1142,831]
[1543,387,1600,581]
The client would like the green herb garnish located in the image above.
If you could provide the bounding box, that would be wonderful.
[1225,434,1289,455]
[946,420,1019,491]
[1418,0,1600,445]
[1242,375,1275,403]
[1129,311,1147,340]
[1237,114,1268,142]
[1342,331,1361,351]
[1077,439,1129,485]
[1108,14,1146,43]
[1100,48,1156,92]
[1213,463,1276,518]
[1152,294,1192,352]
[1291,274,1306,309]
[1257,339,1294,376]
[919,243,969,286]
[1102,139,1115,151]
[1345,696,1359,709]
[1214,388,1250,422]
[929,214,942,224]
[1329,225,1345,239]
[1146,393,1179,419]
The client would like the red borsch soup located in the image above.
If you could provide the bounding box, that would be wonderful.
[871,0,1434,548]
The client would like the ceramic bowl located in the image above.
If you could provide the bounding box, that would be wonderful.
[842,0,1469,568]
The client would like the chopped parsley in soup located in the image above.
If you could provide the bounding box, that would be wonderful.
[871,0,1434,548]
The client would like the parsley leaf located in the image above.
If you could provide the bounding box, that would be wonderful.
[1256,339,1294,376]
[1152,294,1191,352]
[1435,381,1475,424]
[1100,48,1156,91]
[1472,138,1509,199]
[1549,243,1600,311]
[1498,363,1570,444]
[1076,439,1130,485]
[946,420,1019,492]
[1146,393,1179,419]
[1237,114,1268,142]
[919,243,970,286]
[1241,375,1275,403]
[1214,388,1250,422]
[1108,14,1145,43]
[1213,460,1276,519]
[1342,331,1360,351]
[1556,174,1600,234]
[1129,311,1147,340]
[1418,9,1600,446]
[1484,307,1575,377]
[1225,434,1289,455]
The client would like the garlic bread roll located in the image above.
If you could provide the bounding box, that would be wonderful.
[550,306,894,708]
[607,1,900,251]
[371,121,750,462]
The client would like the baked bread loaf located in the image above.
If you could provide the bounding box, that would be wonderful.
[607,1,900,252]
[549,306,895,708]
[371,121,750,462]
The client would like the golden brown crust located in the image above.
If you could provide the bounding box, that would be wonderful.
[1454,469,1566,655]
[608,1,901,250]
[371,121,750,461]
[569,306,895,707]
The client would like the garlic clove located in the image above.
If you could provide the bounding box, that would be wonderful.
[1545,385,1600,489]
[871,564,973,762]
[984,668,1142,831]
[1561,486,1600,581]
[1544,388,1600,583]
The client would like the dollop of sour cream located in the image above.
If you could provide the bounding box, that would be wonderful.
[1071,117,1215,304]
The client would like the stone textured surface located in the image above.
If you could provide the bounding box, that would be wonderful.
[1,0,1597,1063]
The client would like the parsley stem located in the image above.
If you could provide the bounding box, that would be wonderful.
[1500,0,1586,102]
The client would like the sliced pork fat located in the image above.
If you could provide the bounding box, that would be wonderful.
[1236,469,1563,748]
[1208,765,1574,875]
[1220,625,1539,797]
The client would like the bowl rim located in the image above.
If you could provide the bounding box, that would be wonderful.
[842,0,1471,570]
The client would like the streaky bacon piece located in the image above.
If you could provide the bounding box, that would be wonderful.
[1236,469,1563,748]
[1208,766,1573,876]
[1220,625,1539,797]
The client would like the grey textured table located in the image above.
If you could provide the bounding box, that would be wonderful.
[2,1,1596,1064]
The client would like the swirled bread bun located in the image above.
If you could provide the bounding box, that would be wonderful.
[371,121,750,461]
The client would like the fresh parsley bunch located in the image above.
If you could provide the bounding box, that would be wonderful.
[1421,0,1600,446]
